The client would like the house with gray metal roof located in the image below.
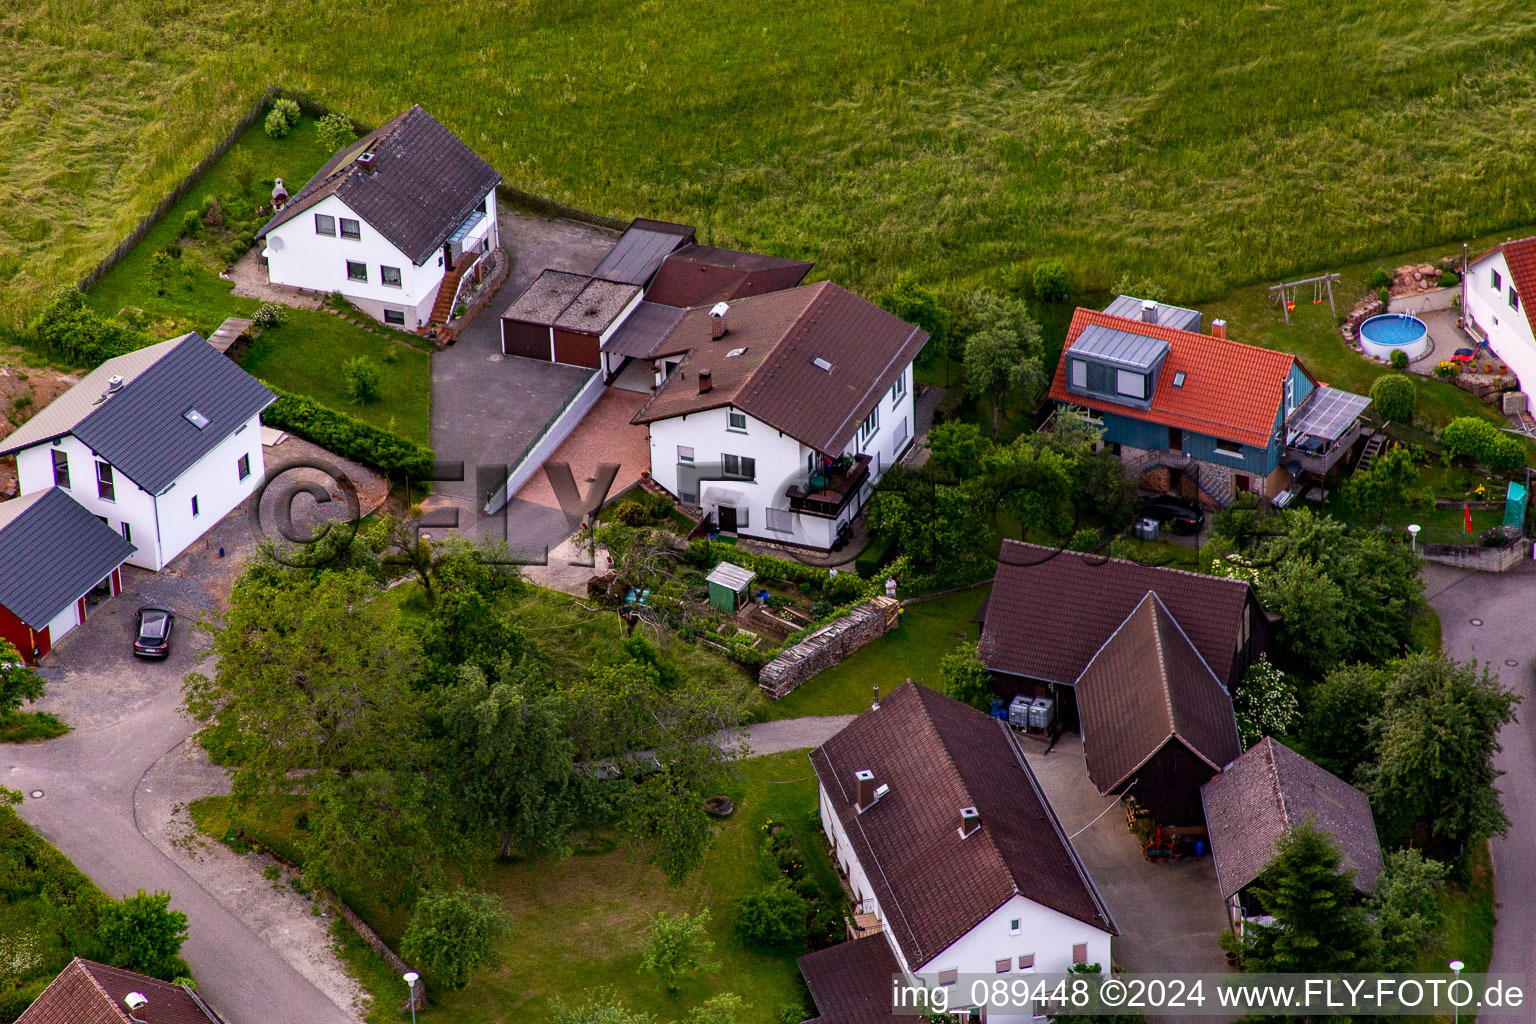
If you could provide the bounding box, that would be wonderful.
[0,488,135,664]
[257,105,501,332]
[0,333,275,572]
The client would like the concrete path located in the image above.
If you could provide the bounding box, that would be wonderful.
[731,715,854,757]
[1424,562,1536,998]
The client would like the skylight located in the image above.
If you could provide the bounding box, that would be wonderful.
[812,357,833,372]
[726,347,747,358]
[1172,371,1186,389]
[184,409,210,430]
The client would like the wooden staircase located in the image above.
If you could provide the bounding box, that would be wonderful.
[429,256,477,325]
[1355,432,1387,472]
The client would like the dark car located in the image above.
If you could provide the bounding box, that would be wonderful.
[134,606,174,659]
[1137,496,1206,535]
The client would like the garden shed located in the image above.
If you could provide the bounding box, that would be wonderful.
[705,561,756,614]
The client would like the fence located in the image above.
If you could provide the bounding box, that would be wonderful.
[485,368,605,513]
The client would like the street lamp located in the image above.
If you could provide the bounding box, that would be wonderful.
[403,971,420,1024]
[1407,523,1421,553]
[1449,960,1465,1024]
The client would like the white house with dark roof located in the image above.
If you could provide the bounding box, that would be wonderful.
[798,682,1115,1023]
[630,282,927,551]
[0,333,275,572]
[256,105,501,331]
[0,488,135,664]
[1464,237,1536,397]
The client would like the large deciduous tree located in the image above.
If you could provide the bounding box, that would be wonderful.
[959,289,1045,438]
[0,640,44,720]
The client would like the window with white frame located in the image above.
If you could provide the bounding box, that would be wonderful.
[52,450,70,488]
[237,453,251,481]
[346,260,367,282]
[381,265,402,288]
[727,410,747,431]
[96,461,115,501]
[677,445,695,464]
[995,958,1011,974]
[339,217,361,240]
[766,507,794,533]
[1493,268,1503,292]
[384,309,405,325]
[1018,953,1035,969]
[1285,376,1296,413]
[1009,918,1021,935]
[1512,287,1521,312]
[723,454,755,480]
[893,416,909,448]
[314,213,335,236]
[1215,438,1244,457]
[858,405,879,444]
[890,369,906,403]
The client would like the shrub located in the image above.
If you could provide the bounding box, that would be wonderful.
[342,355,382,404]
[316,111,356,154]
[640,909,716,991]
[1377,286,1391,306]
[609,499,652,526]
[180,209,202,239]
[27,288,146,366]
[200,194,224,227]
[1441,416,1524,471]
[1438,269,1459,288]
[260,384,435,477]
[251,302,287,329]
[1067,527,1101,552]
[1434,360,1458,379]
[733,881,809,951]
[1369,373,1415,423]
[264,108,291,139]
[401,888,510,990]
[227,148,256,192]
[1389,348,1408,370]
[939,641,994,711]
[1032,259,1071,302]
[1369,266,1393,290]
[95,889,189,980]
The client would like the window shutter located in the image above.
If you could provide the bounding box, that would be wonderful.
[995,958,1011,973]
[1072,943,1088,964]
[938,969,958,986]
[1018,953,1035,969]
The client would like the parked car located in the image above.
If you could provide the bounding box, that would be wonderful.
[1136,496,1205,535]
[134,606,174,659]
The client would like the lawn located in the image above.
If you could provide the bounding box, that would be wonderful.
[761,585,988,720]
[196,749,833,1024]
[77,116,434,445]
[9,3,1536,325]
[0,711,68,744]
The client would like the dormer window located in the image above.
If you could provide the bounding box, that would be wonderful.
[1115,370,1145,399]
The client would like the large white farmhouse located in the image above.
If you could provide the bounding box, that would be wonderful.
[630,281,927,551]
[798,682,1117,1023]
[1464,237,1536,396]
[0,333,274,572]
[256,105,501,332]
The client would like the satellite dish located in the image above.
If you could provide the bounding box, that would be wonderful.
[268,235,284,251]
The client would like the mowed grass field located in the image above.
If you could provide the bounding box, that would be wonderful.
[6,1,1536,323]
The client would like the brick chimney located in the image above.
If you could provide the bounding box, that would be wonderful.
[698,369,713,394]
[855,769,875,809]
[959,805,981,837]
[1211,319,1227,340]
[710,302,729,339]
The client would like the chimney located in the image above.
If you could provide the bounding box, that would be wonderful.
[107,375,124,393]
[698,369,713,395]
[1211,318,1227,340]
[356,151,375,174]
[855,769,875,809]
[710,301,729,339]
[1140,299,1158,323]
[271,177,288,209]
[959,805,981,837]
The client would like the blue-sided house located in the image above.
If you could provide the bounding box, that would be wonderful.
[1048,297,1370,507]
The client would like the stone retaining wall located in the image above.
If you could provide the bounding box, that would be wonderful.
[1422,541,1527,573]
[758,597,900,699]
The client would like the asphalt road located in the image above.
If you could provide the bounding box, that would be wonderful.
[1425,561,1536,1005]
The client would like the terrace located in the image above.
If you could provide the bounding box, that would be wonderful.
[1282,386,1371,475]
[785,454,871,518]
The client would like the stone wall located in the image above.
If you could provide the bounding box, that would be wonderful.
[758,597,901,699]
[1421,541,1527,573]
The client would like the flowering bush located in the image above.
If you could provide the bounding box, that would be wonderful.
[1434,360,1458,379]
[1233,655,1299,748]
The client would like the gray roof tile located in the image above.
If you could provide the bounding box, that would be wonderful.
[0,489,135,630]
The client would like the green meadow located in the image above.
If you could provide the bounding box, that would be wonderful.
[6,0,1536,323]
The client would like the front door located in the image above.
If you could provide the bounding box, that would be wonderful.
[717,505,738,533]
[1169,427,1183,451]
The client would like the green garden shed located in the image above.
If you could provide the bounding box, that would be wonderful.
[706,561,756,614]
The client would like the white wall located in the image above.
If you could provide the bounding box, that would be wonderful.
[643,359,917,550]
[13,413,265,572]
[17,437,164,569]
[152,413,267,567]
[264,195,445,329]
[1465,251,1536,397]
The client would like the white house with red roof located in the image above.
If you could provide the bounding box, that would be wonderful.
[1464,237,1536,397]
[1048,297,1369,508]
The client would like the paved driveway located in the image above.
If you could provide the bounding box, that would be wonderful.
[3,447,384,1024]
[1425,562,1536,999]
[430,209,619,546]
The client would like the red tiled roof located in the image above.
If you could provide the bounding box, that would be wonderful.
[798,935,902,1024]
[1201,737,1383,899]
[1075,593,1241,794]
[1472,237,1536,341]
[18,959,225,1024]
[632,282,928,454]
[809,683,1114,970]
[979,541,1256,688]
[1048,308,1307,447]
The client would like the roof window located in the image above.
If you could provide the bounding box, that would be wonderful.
[1173,371,1186,388]
[812,357,833,372]
[726,347,747,358]
[184,409,210,430]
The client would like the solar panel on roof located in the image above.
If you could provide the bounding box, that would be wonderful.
[1287,387,1370,441]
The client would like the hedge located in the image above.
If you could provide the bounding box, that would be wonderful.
[261,384,435,479]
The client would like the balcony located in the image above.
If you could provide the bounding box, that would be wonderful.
[1284,418,1364,475]
[785,454,872,519]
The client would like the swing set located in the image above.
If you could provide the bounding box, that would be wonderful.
[1269,272,1341,324]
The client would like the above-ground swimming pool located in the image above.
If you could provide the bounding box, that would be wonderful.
[1358,313,1429,362]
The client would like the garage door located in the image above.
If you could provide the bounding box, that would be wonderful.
[502,320,552,361]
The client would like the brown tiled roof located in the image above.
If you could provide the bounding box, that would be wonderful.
[810,683,1115,970]
[1076,592,1241,794]
[798,935,901,1024]
[258,105,500,266]
[1201,737,1383,899]
[1048,308,1309,447]
[979,541,1256,687]
[632,282,928,454]
[1471,237,1536,341]
[644,243,814,308]
[18,959,225,1024]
